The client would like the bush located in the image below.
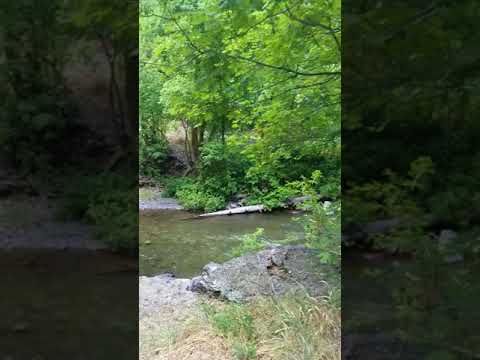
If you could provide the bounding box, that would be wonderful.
[86,189,137,253]
[60,175,110,220]
[2,44,70,175]
[160,140,250,212]
[61,174,137,253]
[247,181,303,210]
[161,176,194,198]
[176,182,226,212]
[299,171,341,267]
[139,137,169,176]
[197,141,250,199]
[302,201,341,267]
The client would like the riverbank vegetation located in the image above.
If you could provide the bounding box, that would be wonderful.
[141,294,339,360]
[140,1,340,359]
[140,0,340,212]
[1,1,138,252]
[203,294,339,360]
[342,1,480,356]
[139,0,341,263]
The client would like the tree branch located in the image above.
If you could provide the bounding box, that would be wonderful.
[285,6,341,52]
[225,53,340,77]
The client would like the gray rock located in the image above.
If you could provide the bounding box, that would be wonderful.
[139,274,196,319]
[444,254,464,264]
[227,201,240,209]
[189,245,332,302]
[229,194,249,207]
[438,229,458,247]
[286,196,312,207]
[437,230,463,263]
[233,194,248,201]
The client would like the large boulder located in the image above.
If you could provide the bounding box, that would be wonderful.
[189,245,333,302]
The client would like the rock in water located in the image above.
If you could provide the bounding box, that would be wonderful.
[189,246,332,302]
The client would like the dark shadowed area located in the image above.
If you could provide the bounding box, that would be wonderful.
[1,1,139,358]
[342,1,480,358]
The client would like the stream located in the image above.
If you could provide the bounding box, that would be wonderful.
[138,204,480,356]
[139,210,305,277]
[1,250,137,359]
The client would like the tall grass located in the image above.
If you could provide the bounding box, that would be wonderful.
[201,294,340,360]
[253,295,340,360]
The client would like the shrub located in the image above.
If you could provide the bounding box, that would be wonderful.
[60,175,111,220]
[161,142,247,211]
[247,181,303,210]
[2,71,70,175]
[299,171,341,267]
[197,141,250,200]
[176,182,226,212]
[61,174,137,253]
[302,201,341,267]
[86,188,137,253]
[161,176,194,198]
[139,137,168,176]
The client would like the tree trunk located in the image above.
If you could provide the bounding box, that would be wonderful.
[199,124,205,146]
[191,126,200,164]
[181,120,193,167]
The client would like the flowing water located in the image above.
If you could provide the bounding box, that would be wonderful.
[139,210,305,277]
[138,206,480,356]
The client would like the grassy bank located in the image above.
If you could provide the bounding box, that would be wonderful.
[140,294,340,360]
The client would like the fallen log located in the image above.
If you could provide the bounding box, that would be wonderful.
[188,194,332,219]
[197,204,265,218]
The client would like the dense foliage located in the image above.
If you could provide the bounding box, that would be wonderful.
[1,1,70,174]
[61,174,138,253]
[343,0,480,356]
[1,1,138,252]
[140,0,341,211]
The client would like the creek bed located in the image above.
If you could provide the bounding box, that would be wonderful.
[139,210,305,277]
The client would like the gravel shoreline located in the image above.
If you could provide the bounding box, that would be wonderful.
[139,198,184,210]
